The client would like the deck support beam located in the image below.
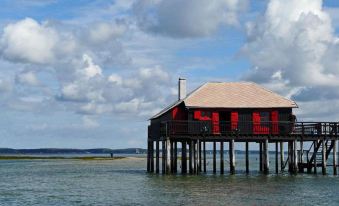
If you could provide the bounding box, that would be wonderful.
[230,139,235,174]
[213,141,216,174]
[174,141,177,173]
[198,140,201,173]
[193,141,197,174]
[245,141,249,174]
[220,141,224,174]
[156,140,159,174]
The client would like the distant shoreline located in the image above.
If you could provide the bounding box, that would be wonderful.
[0,156,127,160]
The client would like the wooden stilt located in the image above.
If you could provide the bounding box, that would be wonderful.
[193,141,198,174]
[170,141,174,173]
[182,141,187,174]
[259,142,263,171]
[147,140,150,172]
[333,140,337,175]
[162,140,166,174]
[189,140,193,174]
[166,138,171,174]
[322,139,326,175]
[230,139,235,174]
[294,139,298,174]
[198,140,202,172]
[245,141,249,174]
[150,141,154,172]
[213,141,216,174]
[314,140,317,174]
[288,141,292,173]
[263,139,269,174]
[275,142,278,174]
[280,142,284,171]
[203,141,207,173]
[299,140,303,173]
[220,141,224,174]
[156,140,159,174]
[174,141,177,173]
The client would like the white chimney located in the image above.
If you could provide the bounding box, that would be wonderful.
[178,78,186,100]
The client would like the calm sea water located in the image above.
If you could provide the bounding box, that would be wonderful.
[0,154,338,206]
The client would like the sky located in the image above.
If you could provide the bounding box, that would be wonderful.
[0,0,339,149]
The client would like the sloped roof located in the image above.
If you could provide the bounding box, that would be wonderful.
[150,82,297,120]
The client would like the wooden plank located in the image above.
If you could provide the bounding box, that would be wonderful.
[213,141,216,174]
[245,141,249,173]
[220,141,224,174]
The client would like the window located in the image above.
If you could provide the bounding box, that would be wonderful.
[260,112,270,122]
[201,111,211,118]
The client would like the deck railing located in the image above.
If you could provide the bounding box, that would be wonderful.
[150,121,339,137]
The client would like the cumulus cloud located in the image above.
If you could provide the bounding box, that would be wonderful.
[243,0,339,98]
[134,0,248,38]
[0,18,59,64]
[16,71,40,86]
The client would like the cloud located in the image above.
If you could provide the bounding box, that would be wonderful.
[133,0,248,38]
[243,0,339,98]
[0,18,60,64]
[16,71,40,86]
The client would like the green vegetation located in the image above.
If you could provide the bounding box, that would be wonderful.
[0,156,126,160]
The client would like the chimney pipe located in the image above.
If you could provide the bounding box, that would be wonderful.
[178,78,186,100]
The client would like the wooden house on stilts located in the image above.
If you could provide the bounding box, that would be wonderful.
[147,78,339,175]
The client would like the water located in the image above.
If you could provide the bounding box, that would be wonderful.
[0,155,338,206]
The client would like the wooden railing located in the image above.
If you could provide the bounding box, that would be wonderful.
[149,121,339,138]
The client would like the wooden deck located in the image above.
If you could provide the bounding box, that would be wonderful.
[147,121,339,176]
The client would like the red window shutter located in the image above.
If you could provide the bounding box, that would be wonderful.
[231,112,238,130]
[172,107,178,120]
[212,112,220,134]
[253,112,260,134]
[194,110,201,120]
[271,110,279,134]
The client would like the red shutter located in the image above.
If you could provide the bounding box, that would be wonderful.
[271,110,279,134]
[253,112,260,134]
[231,111,238,130]
[212,112,220,134]
[194,110,201,120]
[172,107,178,120]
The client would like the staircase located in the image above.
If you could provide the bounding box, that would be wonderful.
[299,139,334,172]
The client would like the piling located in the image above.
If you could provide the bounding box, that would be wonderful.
[203,141,206,173]
[263,139,269,174]
[213,141,216,174]
[280,142,284,171]
[275,142,278,174]
[162,140,166,174]
[333,140,337,175]
[220,141,224,174]
[156,140,159,173]
[182,141,187,174]
[230,139,235,174]
[245,141,249,174]
[166,138,171,174]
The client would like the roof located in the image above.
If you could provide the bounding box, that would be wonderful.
[150,82,298,120]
